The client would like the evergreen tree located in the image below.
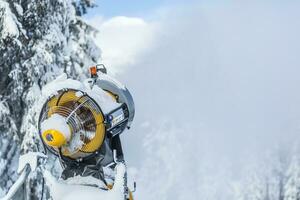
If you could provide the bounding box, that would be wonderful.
[284,155,300,200]
[0,0,100,198]
[233,151,290,200]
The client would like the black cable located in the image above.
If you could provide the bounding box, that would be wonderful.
[40,177,45,200]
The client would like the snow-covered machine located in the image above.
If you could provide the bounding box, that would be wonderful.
[39,64,136,197]
[38,64,135,180]
[0,65,136,200]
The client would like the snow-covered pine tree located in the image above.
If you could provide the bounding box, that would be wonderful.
[0,0,100,198]
[232,150,293,200]
[284,154,300,200]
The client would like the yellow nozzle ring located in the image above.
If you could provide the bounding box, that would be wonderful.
[42,129,67,147]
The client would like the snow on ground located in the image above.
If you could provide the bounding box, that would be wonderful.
[44,163,126,200]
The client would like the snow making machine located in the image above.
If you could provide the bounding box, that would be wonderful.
[0,65,136,200]
[38,64,135,178]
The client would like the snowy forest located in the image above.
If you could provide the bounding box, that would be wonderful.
[1,0,300,200]
[0,0,100,199]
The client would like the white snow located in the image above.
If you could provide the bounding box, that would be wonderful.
[85,81,120,114]
[65,130,84,154]
[0,158,7,178]
[42,73,120,114]
[0,1,19,38]
[17,152,47,173]
[41,114,72,141]
[44,163,126,200]
[75,91,84,97]
[42,73,86,97]
[0,100,10,122]
[0,188,4,198]
[62,175,106,189]
[13,3,23,16]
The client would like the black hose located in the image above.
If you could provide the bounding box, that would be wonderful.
[40,177,45,200]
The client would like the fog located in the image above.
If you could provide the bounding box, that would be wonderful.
[89,1,300,199]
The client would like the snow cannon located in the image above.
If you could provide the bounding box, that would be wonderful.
[38,65,135,167]
[39,89,107,159]
[1,65,136,200]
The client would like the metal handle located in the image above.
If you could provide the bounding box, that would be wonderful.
[0,164,31,200]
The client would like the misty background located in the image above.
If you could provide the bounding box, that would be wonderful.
[87,1,300,199]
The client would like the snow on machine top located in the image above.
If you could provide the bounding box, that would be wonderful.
[41,73,121,114]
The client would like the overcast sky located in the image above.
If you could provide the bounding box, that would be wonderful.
[86,1,300,199]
